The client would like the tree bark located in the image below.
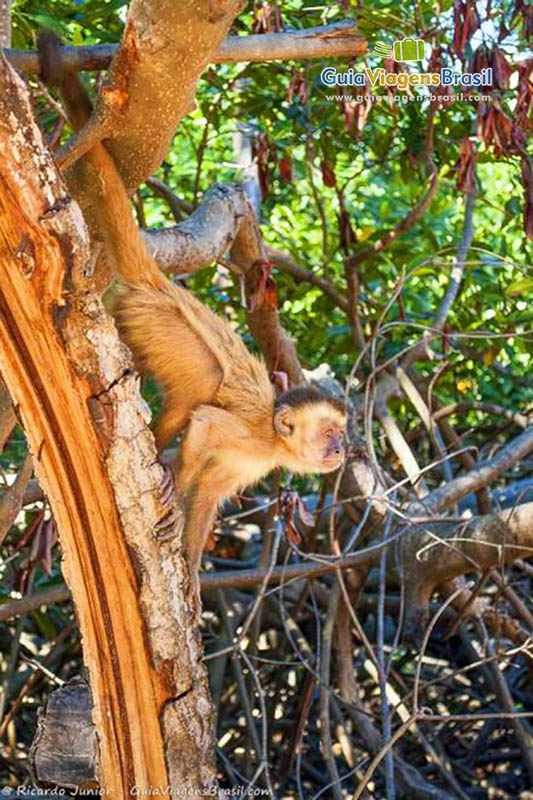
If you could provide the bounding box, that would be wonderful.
[4,20,367,75]
[0,51,215,795]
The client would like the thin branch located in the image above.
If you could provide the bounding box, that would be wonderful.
[0,376,16,450]
[146,178,192,223]
[433,401,530,430]
[4,21,367,75]
[403,191,476,368]
[268,247,348,312]
[433,192,476,331]
[354,167,439,267]
[0,452,33,545]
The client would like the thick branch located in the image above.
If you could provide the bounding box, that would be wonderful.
[142,183,257,274]
[5,21,367,75]
[0,551,379,623]
[404,502,533,591]
[64,0,245,200]
[412,426,533,515]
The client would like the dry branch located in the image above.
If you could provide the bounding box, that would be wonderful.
[0,376,16,450]
[268,247,349,312]
[5,21,367,75]
[413,426,533,514]
[0,452,33,546]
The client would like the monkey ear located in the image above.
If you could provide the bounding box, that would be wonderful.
[274,406,295,437]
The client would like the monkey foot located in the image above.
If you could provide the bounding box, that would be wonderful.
[155,466,186,541]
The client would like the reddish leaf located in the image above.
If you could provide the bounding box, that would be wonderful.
[279,154,292,182]
[455,137,477,194]
[321,159,336,188]
[296,496,315,527]
[288,70,308,105]
[248,259,276,311]
[470,43,490,75]
[478,99,526,156]
[516,59,533,133]
[252,132,272,198]
[452,0,480,57]
[521,155,533,239]
[277,489,313,546]
[264,276,278,310]
[286,522,302,546]
[491,48,511,90]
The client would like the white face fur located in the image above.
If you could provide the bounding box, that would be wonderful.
[275,401,346,474]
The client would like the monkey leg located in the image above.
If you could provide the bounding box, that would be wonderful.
[174,405,250,493]
[153,405,190,451]
[182,488,219,575]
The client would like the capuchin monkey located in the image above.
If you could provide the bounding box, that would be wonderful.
[37,33,346,574]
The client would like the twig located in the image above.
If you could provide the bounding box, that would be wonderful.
[146,178,192,223]
[352,715,421,800]
[319,581,343,800]
[433,401,530,430]
[268,248,348,312]
[403,191,476,369]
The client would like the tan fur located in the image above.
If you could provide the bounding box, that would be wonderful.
[74,144,346,572]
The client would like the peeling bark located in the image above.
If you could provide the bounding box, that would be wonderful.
[0,51,215,794]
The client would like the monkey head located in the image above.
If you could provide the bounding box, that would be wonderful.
[273,387,346,474]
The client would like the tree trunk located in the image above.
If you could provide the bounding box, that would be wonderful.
[0,50,215,796]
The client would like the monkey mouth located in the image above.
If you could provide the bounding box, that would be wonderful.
[323,454,344,470]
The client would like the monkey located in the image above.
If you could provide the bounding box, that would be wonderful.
[37,33,347,575]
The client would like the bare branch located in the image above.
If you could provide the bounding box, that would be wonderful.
[142,183,259,274]
[0,452,33,545]
[354,167,439,266]
[433,401,530,430]
[0,0,11,48]
[412,426,533,514]
[5,21,367,75]
[403,192,476,368]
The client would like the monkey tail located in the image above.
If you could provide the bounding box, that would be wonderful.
[37,29,162,291]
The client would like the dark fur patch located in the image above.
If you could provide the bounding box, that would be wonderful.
[276,386,345,415]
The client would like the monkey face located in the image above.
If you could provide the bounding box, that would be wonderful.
[274,400,346,474]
